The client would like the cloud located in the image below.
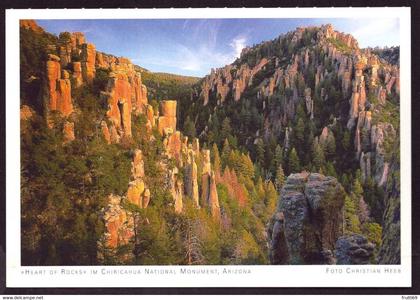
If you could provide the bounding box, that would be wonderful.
[230,36,247,58]
[133,23,249,76]
[349,18,399,47]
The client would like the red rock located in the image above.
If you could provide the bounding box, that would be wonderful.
[104,72,132,138]
[81,43,96,83]
[72,62,83,87]
[157,100,177,135]
[20,20,44,33]
[45,56,73,117]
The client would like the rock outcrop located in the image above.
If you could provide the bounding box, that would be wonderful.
[44,54,73,118]
[126,149,150,208]
[184,149,200,207]
[200,150,220,218]
[98,195,135,262]
[378,156,400,264]
[81,43,96,83]
[158,100,177,135]
[347,59,367,129]
[268,172,345,264]
[335,234,375,264]
[20,20,44,33]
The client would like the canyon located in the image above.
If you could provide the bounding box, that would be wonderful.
[20,20,400,265]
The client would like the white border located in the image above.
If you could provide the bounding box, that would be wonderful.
[5,7,411,288]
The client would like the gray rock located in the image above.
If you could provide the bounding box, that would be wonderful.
[335,234,375,264]
[268,172,345,264]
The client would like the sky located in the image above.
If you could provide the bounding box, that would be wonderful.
[37,18,400,77]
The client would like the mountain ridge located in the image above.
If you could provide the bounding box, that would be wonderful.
[19,20,400,266]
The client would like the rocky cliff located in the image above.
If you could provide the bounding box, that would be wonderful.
[267,172,348,264]
[20,20,400,265]
[192,24,399,185]
[20,21,224,263]
[185,24,400,264]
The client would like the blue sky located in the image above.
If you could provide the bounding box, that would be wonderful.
[37,18,399,77]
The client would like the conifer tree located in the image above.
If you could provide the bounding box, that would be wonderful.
[211,143,221,175]
[312,139,325,170]
[275,164,285,192]
[288,148,301,174]
[256,139,265,167]
[221,139,231,169]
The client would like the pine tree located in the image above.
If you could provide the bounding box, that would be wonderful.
[295,118,305,148]
[344,196,361,234]
[312,140,325,170]
[220,117,232,142]
[273,145,284,169]
[183,116,196,139]
[325,134,336,158]
[211,143,221,175]
[221,139,231,170]
[287,148,301,174]
[275,164,285,192]
[342,130,351,152]
[239,153,255,179]
[256,139,265,166]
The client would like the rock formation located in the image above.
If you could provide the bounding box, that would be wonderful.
[126,149,150,208]
[304,88,314,119]
[378,156,400,264]
[72,62,83,87]
[81,43,96,83]
[20,20,44,33]
[158,100,177,135]
[103,72,133,138]
[267,172,345,264]
[44,54,73,118]
[200,150,220,218]
[347,59,367,129]
[98,194,135,262]
[335,234,375,264]
[184,148,200,207]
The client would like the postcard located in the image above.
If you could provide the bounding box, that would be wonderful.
[5,7,411,288]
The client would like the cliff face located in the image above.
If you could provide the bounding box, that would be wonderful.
[267,172,347,264]
[193,23,399,187]
[186,23,400,264]
[21,21,224,262]
[20,20,400,266]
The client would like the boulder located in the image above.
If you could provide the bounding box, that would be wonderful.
[335,234,375,264]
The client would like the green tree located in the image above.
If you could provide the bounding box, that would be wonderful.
[273,145,284,169]
[211,143,221,175]
[344,196,361,234]
[221,139,231,170]
[312,140,325,171]
[287,148,301,174]
[295,118,305,148]
[275,164,285,192]
[183,116,196,139]
[255,139,265,166]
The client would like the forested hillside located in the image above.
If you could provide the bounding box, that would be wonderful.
[20,20,400,265]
